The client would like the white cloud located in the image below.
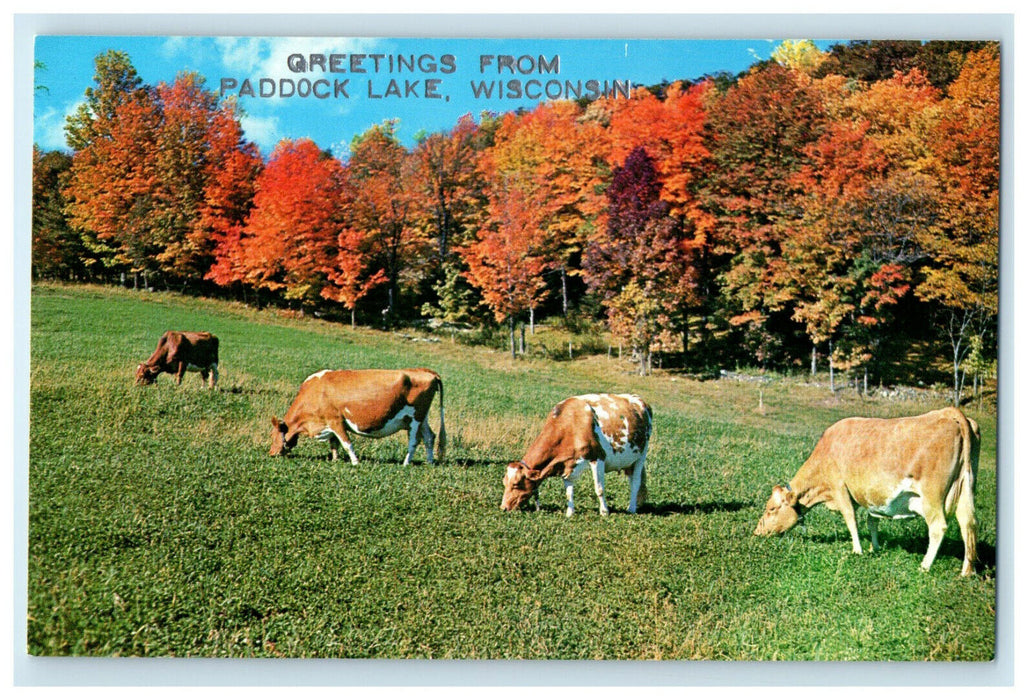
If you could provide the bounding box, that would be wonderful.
[239,113,281,153]
[33,99,82,151]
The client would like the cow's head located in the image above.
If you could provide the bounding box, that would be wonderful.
[500,461,540,511]
[269,417,298,456]
[753,484,801,536]
[135,363,158,386]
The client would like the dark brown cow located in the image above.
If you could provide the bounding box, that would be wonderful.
[500,393,652,517]
[753,406,980,576]
[135,331,219,388]
[270,368,445,465]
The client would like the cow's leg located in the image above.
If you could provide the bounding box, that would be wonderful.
[200,369,210,386]
[954,476,979,577]
[339,435,359,465]
[421,420,435,464]
[174,362,186,385]
[403,419,422,467]
[831,486,863,554]
[564,459,589,517]
[866,513,880,552]
[591,459,609,516]
[563,478,576,517]
[626,457,646,514]
[327,424,359,464]
[919,499,948,572]
[209,365,219,389]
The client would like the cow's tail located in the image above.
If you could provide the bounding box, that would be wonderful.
[944,409,979,512]
[435,376,446,462]
[945,408,980,572]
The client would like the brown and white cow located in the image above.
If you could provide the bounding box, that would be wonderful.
[754,406,980,576]
[135,331,219,388]
[500,393,652,517]
[270,368,445,466]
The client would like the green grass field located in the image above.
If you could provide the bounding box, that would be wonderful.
[27,283,998,660]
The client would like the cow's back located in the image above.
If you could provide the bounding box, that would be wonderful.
[286,369,436,431]
[804,407,969,507]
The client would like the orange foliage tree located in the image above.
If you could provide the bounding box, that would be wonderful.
[916,46,1001,403]
[339,121,428,322]
[481,103,609,320]
[235,139,343,307]
[459,181,549,357]
[197,101,262,294]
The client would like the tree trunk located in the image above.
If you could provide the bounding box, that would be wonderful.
[560,265,568,317]
[509,315,516,359]
[529,306,535,335]
[828,340,835,393]
[811,346,818,376]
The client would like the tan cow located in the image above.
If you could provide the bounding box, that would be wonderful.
[500,393,652,517]
[754,406,980,576]
[135,331,219,388]
[270,368,445,466]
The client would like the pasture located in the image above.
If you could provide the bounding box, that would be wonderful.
[27,283,998,660]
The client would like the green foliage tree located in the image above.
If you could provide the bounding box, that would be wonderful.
[32,147,87,280]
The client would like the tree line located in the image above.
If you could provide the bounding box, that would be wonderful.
[32,40,999,403]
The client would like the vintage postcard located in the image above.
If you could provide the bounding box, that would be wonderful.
[19,12,1011,687]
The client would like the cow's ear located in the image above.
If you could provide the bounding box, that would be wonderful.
[773,484,796,506]
[271,416,282,430]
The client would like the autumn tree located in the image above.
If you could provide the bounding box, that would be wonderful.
[412,113,485,261]
[235,139,343,307]
[916,45,1000,405]
[148,73,228,283]
[815,40,996,92]
[63,82,163,286]
[200,102,263,295]
[584,147,691,375]
[460,182,549,358]
[701,63,828,366]
[340,121,428,321]
[480,103,609,322]
[64,56,259,289]
[605,83,714,355]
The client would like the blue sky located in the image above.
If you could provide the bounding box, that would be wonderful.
[33,35,835,158]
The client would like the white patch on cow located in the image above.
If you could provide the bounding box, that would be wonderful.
[578,393,602,404]
[506,465,519,483]
[305,369,332,382]
[345,404,416,438]
[315,427,343,444]
[621,394,645,410]
[867,478,923,520]
[591,421,641,470]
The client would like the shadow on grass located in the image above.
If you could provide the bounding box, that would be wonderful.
[801,529,997,575]
[219,385,278,395]
[644,500,752,517]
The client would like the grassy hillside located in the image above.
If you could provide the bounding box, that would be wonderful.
[27,283,998,659]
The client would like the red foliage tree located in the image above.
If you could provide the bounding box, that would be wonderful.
[236,139,343,307]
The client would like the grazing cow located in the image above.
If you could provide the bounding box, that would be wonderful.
[270,368,445,466]
[500,393,652,517]
[135,331,219,388]
[753,406,980,576]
